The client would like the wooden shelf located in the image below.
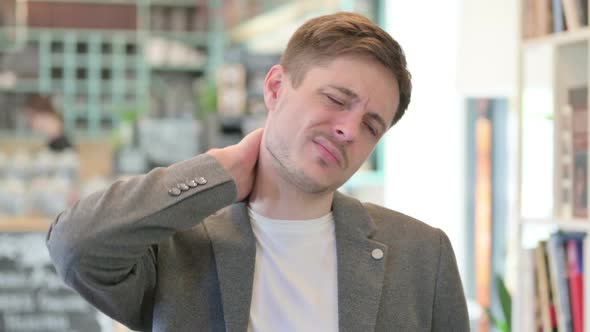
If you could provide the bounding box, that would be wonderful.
[522,27,590,48]
[521,218,590,231]
[0,216,52,232]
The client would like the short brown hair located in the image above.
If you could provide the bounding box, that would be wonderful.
[25,94,62,121]
[280,12,412,126]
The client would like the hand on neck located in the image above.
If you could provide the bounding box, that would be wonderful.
[247,148,334,221]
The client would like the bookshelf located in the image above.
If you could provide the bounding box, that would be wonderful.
[514,0,590,331]
[523,218,590,231]
[524,26,590,46]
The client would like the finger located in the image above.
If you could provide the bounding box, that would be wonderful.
[241,128,264,147]
[244,128,263,141]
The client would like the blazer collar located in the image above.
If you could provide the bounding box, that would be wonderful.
[204,192,387,332]
[332,191,388,332]
[203,202,255,332]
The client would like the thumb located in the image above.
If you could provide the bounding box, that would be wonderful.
[240,128,264,152]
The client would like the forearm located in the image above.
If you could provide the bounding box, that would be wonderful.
[44,127,259,330]
[47,153,237,284]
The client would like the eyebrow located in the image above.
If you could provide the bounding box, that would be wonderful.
[327,85,359,99]
[325,84,388,133]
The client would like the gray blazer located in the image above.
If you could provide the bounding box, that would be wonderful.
[46,154,469,332]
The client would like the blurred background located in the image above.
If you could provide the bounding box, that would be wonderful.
[0,0,586,331]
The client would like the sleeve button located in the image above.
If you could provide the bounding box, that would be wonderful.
[168,187,182,196]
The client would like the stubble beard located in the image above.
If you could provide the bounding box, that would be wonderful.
[265,133,338,195]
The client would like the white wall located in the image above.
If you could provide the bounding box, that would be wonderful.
[456,0,518,97]
[383,0,466,279]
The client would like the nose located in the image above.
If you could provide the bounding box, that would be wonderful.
[333,114,360,144]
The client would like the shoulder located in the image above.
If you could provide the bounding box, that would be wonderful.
[359,201,453,263]
[362,202,442,241]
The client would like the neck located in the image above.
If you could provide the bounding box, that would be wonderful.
[248,148,334,220]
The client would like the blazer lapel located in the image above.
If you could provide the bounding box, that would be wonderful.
[203,202,255,332]
[333,192,388,332]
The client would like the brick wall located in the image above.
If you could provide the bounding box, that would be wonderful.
[27,2,137,30]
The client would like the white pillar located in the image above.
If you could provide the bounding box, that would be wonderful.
[383,0,466,281]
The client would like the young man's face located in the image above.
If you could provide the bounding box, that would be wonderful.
[263,55,400,193]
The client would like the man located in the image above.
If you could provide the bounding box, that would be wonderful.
[25,94,74,152]
[47,12,469,332]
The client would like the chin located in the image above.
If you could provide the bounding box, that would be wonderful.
[284,166,336,194]
[266,141,344,193]
[300,171,348,194]
[305,160,352,186]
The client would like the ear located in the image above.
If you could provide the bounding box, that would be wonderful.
[263,64,286,113]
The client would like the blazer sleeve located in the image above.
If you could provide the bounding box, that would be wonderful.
[431,229,470,332]
[46,153,237,330]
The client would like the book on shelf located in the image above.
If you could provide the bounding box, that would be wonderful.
[536,241,558,332]
[538,0,554,36]
[523,0,589,38]
[524,0,551,38]
[562,0,588,30]
[553,0,567,32]
[547,232,574,332]
[565,234,585,332]
[521,231,587,332]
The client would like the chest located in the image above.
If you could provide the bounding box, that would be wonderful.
[149,223,437,332]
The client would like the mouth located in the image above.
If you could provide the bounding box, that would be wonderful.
[312,136,345,168]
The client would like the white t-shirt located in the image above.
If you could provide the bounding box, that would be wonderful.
[246,207,339,332]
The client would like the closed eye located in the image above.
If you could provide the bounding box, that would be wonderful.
[326,95,344,106]
[365,122,378,137]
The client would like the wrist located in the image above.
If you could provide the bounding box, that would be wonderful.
[207,148,235,176]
